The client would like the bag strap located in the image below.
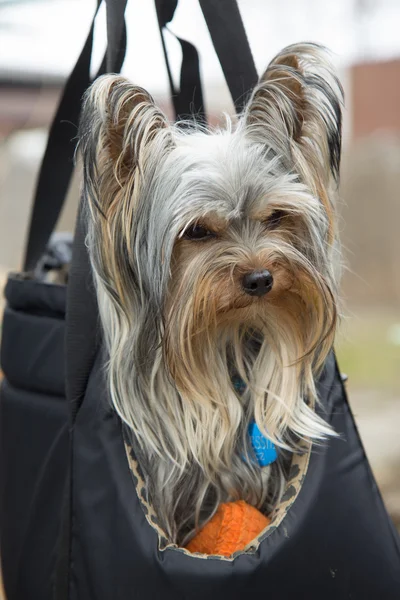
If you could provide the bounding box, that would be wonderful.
[53,202,100,599]
[198,0,258,112]
[106,0,128,72]
[23,0,127,272]
[156,0,258,121]
[155,0,205,121]
[63,1,127,426]
[53,4,128,598]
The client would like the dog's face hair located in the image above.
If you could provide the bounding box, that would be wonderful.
[79,43,343,545]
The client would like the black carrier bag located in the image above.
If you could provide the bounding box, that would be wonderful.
[1,1,400,599]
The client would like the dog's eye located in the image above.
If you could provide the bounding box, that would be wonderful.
[183,223,215,240]
[265,210,287,229]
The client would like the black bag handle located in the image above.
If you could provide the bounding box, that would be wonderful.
[106,0,128,72]
[198,0,258,112]
[53,3,128,598]
[155,0,205,121]
[155,0,259,121]
[23,0,127,272]
[64,0,128,425]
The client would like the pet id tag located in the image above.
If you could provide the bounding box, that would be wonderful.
[248,421,278,467]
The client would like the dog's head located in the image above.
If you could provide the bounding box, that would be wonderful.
[79,42,343,461]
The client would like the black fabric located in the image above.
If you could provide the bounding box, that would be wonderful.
[1,306,65,397]
[155,0,205,121]
[52,208,96,600]
[66,353,400,599]
[175,37,205,120]
[65,207,99,424]
[4,275,66,317]
[53,200,101,600]
[199,0,258,112]
[54,3,129,597]
[105,0,128,73]
[0,273,69,600]
[155,0,178,111]
[0,275,70,600]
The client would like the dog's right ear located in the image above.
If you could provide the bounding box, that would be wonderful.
[78,75,171,215]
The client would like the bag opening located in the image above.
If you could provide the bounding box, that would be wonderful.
[124,437,311,561]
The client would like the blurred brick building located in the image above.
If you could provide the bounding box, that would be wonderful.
[0,79,61,138]
[351,58,400,138]
[2,56,400,151]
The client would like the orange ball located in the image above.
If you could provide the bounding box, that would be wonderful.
[185,500,270,557]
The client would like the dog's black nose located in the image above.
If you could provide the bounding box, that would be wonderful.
[242,270,273,297]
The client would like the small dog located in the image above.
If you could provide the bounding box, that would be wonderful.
[79,43,343,547]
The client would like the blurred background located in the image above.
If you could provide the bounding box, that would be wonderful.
[0,0,399,544]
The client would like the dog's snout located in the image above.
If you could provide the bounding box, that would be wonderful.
[242,270,273,297]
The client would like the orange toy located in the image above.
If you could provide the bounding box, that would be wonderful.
[185,500,270,557]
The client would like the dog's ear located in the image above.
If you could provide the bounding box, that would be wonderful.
[78,76,172,304]
[78,75,171,214]
[243,43,343,188]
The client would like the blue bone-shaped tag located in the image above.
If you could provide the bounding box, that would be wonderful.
[248,422,278,467]
[231,375,278,467]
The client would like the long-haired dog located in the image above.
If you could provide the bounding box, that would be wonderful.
[78,43,343,547]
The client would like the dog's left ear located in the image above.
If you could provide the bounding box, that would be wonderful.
[243,43,343,189]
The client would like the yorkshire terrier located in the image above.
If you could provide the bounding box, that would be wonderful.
[78,43,343,547]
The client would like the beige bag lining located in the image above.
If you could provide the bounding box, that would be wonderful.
[124,440,311,562]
